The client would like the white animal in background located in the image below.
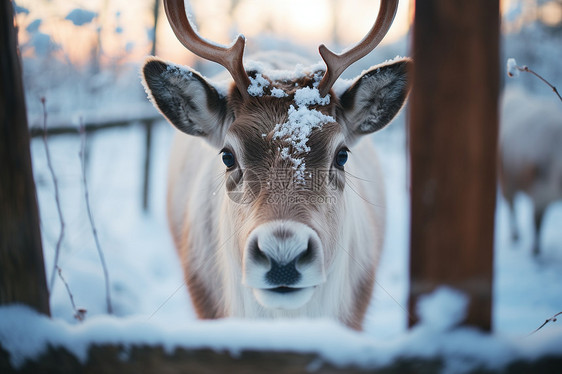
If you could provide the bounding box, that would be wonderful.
[142,0,410,329]
[499,88,562,255]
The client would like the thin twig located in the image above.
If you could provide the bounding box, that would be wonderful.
[57,266,87,322]
[514,64,562,103]
[529,311,562,336]
[79,120,113,314]
[41,97,66,293]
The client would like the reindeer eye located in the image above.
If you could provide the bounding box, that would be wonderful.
[221,150,236,169]
[335,148,349,167]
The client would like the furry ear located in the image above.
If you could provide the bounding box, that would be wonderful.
[141,58,232,148]
[338,58,411,142]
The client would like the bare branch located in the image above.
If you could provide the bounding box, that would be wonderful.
[518,66,562,103]
[79,120,113,314]
[508,60,562,103]
[56,266,87,322]
[41,97,66,293]
[529,311,562,336]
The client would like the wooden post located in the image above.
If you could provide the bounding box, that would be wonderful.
[142,0,159,212]
[408,0,499,330]
[0,0,50,316]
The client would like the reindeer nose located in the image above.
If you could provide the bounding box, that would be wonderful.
[259,242,316,286]
[250,238,315,286]
[266,258,300,286]
[245,221,322,288]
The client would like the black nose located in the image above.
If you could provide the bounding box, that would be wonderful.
[265,258,301,286]
[248,235,317,287]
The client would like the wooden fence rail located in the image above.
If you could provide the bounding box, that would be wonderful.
[28,111,163,211]
[27,110,161,138]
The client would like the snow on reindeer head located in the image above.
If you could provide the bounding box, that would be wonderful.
[141,0,411,329]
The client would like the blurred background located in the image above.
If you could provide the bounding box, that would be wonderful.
[14,0,562,338]
[15,0,562,118]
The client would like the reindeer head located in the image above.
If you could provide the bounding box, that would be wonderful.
[142,0,410,311]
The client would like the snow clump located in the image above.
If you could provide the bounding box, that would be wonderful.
[270,87,288,98]
[273,87,334,183]
[506,58,520,78]
[247,74,270,97]
[416,286,469,331]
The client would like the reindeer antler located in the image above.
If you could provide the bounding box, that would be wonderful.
[317,0,399,97]
[163,0,398,100]
[163,0,251,99]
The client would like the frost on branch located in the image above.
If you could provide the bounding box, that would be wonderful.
[506,57,562,103]
[507,58,519,78]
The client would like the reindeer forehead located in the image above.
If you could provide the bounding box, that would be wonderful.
[227,79,343,175]
[231,71,339,130]
[228,112,342,155]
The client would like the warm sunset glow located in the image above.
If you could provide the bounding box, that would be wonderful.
[16,0,549,68]
[270,0,333,41]
[337,0,410,47]
[15,0,414,67]
[541,1,562,26]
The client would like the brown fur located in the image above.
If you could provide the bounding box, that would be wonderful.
[179,216,223,319]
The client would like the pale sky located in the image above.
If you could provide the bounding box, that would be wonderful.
[15,0,531,66]
[16,0,413,66]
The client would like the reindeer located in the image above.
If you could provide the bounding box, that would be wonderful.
[142,0,410,330]
[499,90,562,255]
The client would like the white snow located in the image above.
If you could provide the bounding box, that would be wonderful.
[247,73,270,97]
[293,86,330,106]
[416,287,469,331]
[507,58,520,77]
[273,87,333,182]
[65,9,97,26]
[270,87,288,98]
[245,59,326,83]
[2,287,562,372]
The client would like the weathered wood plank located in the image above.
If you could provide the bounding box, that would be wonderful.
[27,112,162,138]
[2,343,561,374]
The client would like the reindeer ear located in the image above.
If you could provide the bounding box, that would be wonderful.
[338,58,411,142]
[141,58,232,148]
